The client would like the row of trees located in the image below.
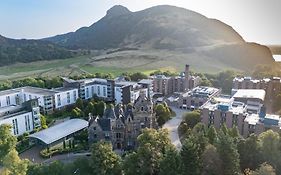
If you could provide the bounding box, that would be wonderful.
[71,98,106,119]
[0,77,63,91]
[25,126,278,175]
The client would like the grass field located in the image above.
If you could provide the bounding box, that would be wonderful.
[0,48,243,82]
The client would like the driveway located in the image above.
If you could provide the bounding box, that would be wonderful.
[163,107,187,150]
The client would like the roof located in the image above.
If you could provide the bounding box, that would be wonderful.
[0,89,20,96]
[97,118,111,131]
[138,79,153,85]
[29,119,88,145]
[20,86,58,96]
[233,89,266,101]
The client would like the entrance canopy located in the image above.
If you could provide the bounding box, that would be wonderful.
[29,119,88,145]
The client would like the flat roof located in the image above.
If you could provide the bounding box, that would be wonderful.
[138,79,153,85]
[29,119,88,145]
[0,89,20,96]
[233,89,266,101]
[20,86,59,96]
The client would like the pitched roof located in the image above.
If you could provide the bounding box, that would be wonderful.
[97,118,111,131]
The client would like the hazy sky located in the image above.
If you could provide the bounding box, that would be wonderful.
[0,0,280,45]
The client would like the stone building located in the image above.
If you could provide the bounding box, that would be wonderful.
[152,65,201,96]
[88,92,157,150]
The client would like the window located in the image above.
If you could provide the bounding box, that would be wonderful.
[57,94,61,106]
[25,115,31,131]
[105,133,110,138]
[92,86,94,96]
[0,100,1,107]
[94,134,97,138]
[103,87,106,97]
[86,88,89,98]
[29,95,32,100]
[67,92,70,104]
[6,96,10,105]
[141,106,144,111]
[116,133,122,139]
[73,91,77,100]
[12,119,18,135]
[93,126,96,130]
[98,86,100,95]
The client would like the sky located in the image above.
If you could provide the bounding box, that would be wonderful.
[0,0,280,45]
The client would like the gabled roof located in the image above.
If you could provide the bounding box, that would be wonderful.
[97,118,111,131]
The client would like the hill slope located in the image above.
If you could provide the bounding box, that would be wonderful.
[45,5,274,71]
[46,5,244,49]
[0,35,75,66]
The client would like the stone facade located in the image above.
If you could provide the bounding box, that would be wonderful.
[88,92,157,150]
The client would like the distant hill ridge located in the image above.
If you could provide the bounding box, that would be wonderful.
[0,5,275,71]
[0,35,75,66]
[45,5,245,49]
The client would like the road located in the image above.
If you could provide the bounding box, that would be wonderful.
[163,107,187,150]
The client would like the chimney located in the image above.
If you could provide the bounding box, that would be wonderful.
[185,64,190,90]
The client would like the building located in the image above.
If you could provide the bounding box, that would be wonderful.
[0,99,41,136]
[151,65,201,96]
[0,86,78,114]
[200,89,280,137]
[138,79,153,98]
[177,86,221,110]
[114,81,148,105]
[62,77,115,102]
[29,119,88,148]
[233,76,281,100]
[88,92,157,150]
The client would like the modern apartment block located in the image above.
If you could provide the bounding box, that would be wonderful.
[152,65,201,96]
[200,89,281,137]
[62,77,115,101]
[0,99,41,136]
[114,81,148,105]
[233,76,281,99]
[177,86,221,110]
[0,86,78,114]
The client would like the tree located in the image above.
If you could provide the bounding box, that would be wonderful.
[123,152,140,175]
[248,163,276,175]
[202,144,222,175]
[96,101,106,117]
[71,107,84,118]
[40,115,48,129]
[90,142,122,175]
[2,149,28,175]
[123,129,173,175]
[129,72,148,81]
[182,110,201,128]
[180,136,201,175]
[216,131,240,175]
[155,104,171,126]
[85,102,95,117]
[258,130,281,173]
[159,146,181,175]
[0,125,28,175]
[207,125,218,145]
[238,134,263,171]
[0,124,17,163]
[75,98,84,110]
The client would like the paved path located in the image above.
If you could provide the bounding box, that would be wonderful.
[163,107,187,150]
